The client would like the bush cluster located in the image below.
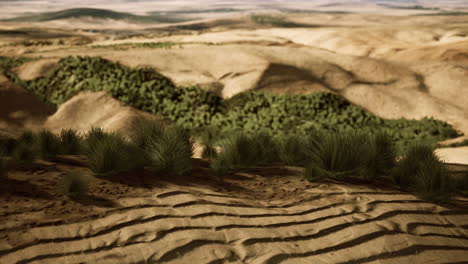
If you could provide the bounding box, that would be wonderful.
[211,129,460,203]
[0,56,39,70]
[6,55,462,152]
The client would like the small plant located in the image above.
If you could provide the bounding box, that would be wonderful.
[62,171,88,199]
[276,133,310,166]
[18,130,36,145]
[0,134,17,156]
[211,131,270,174]
[36,130,63,160]
[11,143,37,167]
[392,144,452,202]
[130,119,166,151]
[0,149,8,178]
[304,130,397,181]
[84,127,107,146]
[60,129,83,155]
[145,125,194,176]
[83,131,145,176]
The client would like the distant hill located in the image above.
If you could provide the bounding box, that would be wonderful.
[2,8,188,23]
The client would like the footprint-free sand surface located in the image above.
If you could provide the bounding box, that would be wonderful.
[0,159,467,264]
[1,4,468,263]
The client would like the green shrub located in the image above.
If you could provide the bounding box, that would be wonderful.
[11,143,37,167]
[18,130,36,145]
[0,134,17,156]
[0,149,8,178]
[0,56,39,70]
[60,129,83,155]
[6,55,461,150]
[130,119,166,151]
[304,130,397,181]
[211,131,274,174]
[36,130,62,160]
[83,131,145,176]
[392,144,452,202]
[144,125,194,176]
[276,133,311,166]
[83,127,107,149]
[202,144,218,159]
[62,171,88,199]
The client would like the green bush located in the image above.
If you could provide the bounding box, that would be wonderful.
[6,55,461,151]
[36,130,63,160]
[11,143,37,167]
[60,129,83,155]
[211,131,277,174]
[276,133,311,166]
[62,171,88,199]
[0,149,8,178]
[392,144,452,202]
[130,119,166,151]
[144,125,194,176]
[0,56,39,70]
[0,134,17,156]
[83,131,145,176]
[304,130,397,181]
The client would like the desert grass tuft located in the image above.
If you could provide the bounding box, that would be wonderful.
[211,131,277,174]
[392,144,452,202]
[276,133,311,166]
[145,125,194,176]
[11,142,37,167]
[60,129,83,155]
[83,131,145,176]
[304,130,397,181]
[62,171,88,199]
[18,130,36,145]
[0,149,8,178]
[0,134,18,156]
[130,119,165,151]
[36,130,63,160]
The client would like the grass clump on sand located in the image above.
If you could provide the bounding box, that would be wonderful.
[250,14,303,27]
[0,148,8,178]
[8,130,38,167]
[60,129,83,155]
[392,144,452,203]
[83,129,145,177]
[211,130,279,174]
[0,134,18,156]
[276,133,311,166]
[62,171,88,199]
[36,130,63,160]
[303,131,396,181]
[143,125,194,176]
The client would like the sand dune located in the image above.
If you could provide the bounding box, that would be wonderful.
[44,91,169,135]
[0,161,467,264]
[1,9,468,264]
[0,74,53,131]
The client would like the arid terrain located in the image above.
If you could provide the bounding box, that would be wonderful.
[0,1,468,263]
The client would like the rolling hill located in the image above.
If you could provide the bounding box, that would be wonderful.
[2,8,188,23]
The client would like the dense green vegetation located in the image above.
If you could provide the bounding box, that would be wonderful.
[250,15,306,27]
[0,56,39,71]
[92,42,182,49]
[5,55,461,153]
[392,144,452,202]
[62,171,88,199]
[438,139,468,148]
[0,122,464,203]
[2,8,186,23]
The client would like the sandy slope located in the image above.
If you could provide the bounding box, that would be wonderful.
[0,160,467,264]
[44,92,169,135]
[0,74,53,131]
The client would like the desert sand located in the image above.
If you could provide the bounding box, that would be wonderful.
[0,2,468,263]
